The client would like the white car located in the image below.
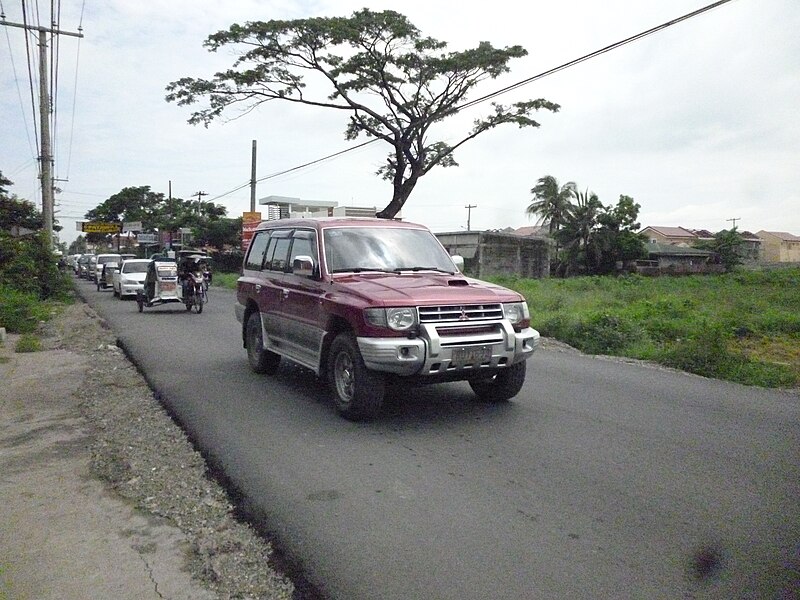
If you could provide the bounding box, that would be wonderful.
[113,259,150,299]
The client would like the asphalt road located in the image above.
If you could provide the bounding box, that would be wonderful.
[78,277,800,599]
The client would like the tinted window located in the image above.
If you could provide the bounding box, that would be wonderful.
[245,231,270,270]
[269,238,292,272]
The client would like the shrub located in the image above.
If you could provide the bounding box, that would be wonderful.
[0,232,72,300]
[565,312,646,355]
[15,333,42,353]
[0,285,52,333]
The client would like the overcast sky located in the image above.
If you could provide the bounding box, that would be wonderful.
[2,0,798,246]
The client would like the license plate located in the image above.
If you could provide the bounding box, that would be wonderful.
[451,346,492,367]
[161,282,176,291]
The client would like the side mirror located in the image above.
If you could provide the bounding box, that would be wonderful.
[292,256,315,278]
[451,254,465,272]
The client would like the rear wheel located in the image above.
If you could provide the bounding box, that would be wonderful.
[328,333,385,421]
[245,312,280,374]
[469,361,527,403]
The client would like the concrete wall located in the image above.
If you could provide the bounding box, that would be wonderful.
[436,231,550,279]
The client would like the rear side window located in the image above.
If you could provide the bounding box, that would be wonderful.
[245,231,270,270]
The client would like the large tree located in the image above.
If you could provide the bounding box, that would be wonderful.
[526,175,576,250]
[165,9,559,218]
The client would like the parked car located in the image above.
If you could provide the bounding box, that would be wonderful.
[235,217,539,420]
[112,258,150,299]
[91,253,121,285]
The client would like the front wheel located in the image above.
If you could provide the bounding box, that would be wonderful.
[469,361,527,403]
[136,294,144,312]
[328,333,385,421]
[195,289,204,314]
[245,312,280,374]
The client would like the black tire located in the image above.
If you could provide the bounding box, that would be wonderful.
[328,333,385,421]
[137,296,144,312]
[245,312,280,374]
[113,287,119,298]
[96,281,101,291]
[469,361,527,403]
[196,292,204,314]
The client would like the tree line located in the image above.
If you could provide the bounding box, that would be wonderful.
[70,186,242,254]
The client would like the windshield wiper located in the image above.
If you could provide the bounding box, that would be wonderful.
[330,267,395,274]
[393,267,455,274]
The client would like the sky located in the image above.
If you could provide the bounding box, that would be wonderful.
[1,0,799,247]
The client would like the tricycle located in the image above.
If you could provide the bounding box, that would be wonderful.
[136,258,183,312]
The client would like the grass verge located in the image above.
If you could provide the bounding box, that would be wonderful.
[493,267,800,388]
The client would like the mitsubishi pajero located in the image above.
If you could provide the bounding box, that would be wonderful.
[235,217,539,420]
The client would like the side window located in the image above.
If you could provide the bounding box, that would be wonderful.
[288,231,317,273]
[263,229,293,272]
[244,231,270,270]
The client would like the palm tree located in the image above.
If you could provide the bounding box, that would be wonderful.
[526,175,576,235]
[554,188,604,275]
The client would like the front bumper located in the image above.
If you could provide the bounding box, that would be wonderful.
[357,322,540,376]
[120,282,144,297]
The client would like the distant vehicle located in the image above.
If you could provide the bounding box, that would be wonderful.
[91,254,121,284]
[97,262,120,291]
[112,259,150,299]
[78,254,94,279]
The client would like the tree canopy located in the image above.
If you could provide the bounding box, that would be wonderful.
[82,185,239,250]
[527,174,647,275]
[166,9,559,218]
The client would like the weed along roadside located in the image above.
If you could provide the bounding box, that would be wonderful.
[0,301,295,599]
[494,268,800,389]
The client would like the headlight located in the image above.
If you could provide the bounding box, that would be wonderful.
[364,307,418,331]
[502,302,530,329]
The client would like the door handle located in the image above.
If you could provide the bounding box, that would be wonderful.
[255,284,262,293]
[282,289,290,299]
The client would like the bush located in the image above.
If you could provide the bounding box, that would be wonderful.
[0,285,53,333]
[564,312,646,355]
[0,232,72,300]
[15,333,42,353]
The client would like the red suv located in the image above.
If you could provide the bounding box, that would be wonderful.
[235,217,539,420]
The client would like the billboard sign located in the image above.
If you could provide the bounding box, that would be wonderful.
[242,212,262,251]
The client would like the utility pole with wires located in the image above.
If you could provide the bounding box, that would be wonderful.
[726,217,740,230]
[193,190,208,214]
[0,12,83,248]
[465,204,477,232]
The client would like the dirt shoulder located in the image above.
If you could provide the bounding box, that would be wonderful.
[0,301,293,599]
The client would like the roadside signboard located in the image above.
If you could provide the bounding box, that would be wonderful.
[80,221,122,234]
[123,221,143,232]
[137,233,158,244]
[242,212,262,251]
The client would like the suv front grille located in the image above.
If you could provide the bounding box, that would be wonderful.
[418,303,503,323]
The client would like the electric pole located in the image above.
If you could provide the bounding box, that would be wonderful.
[0,13,83,248]
[250,140,257,213]
[465,204,477,231]
[726,217,740,230]
[193,190,208,214]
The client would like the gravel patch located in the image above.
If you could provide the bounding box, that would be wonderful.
[51,300,295,600]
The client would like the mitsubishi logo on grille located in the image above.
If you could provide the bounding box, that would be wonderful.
[458,307,469,321]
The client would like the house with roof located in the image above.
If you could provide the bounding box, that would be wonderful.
[756,231,800,262]
[639,226,698,246]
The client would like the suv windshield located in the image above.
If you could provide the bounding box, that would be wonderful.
[324,227,455,274]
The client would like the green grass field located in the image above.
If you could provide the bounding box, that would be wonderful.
[493,267,800,388]
[214,267,800,388]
